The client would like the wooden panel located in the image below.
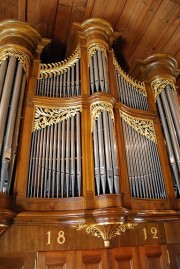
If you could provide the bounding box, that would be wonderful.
[129,0,178,64]
[0,0,180,71]
[0,0,18,20]
[38,249,108,269]
[37,251,75,269]
[138,245,169,269]
[0,253,35,269]
[26,0,58,38]
[65,0,87,44]
[79,249,108,269]
[121,0,162,59]
[168,244,180,269]
[91,0,124,23]
[111,247,140,269]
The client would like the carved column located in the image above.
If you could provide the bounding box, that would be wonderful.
[0,20,49,235]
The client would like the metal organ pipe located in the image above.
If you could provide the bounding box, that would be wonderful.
[89,49,109,94]
[8,74,26,194]
[0,60,8,99]
[157,98,180,190]
[97,114,106,194]
[0,62,23,192]
[76,111,81,196]
[113,53,148,111]
[93,121,101,195]
[0,57,17,156]
[121,116,166,199]
[0,57,27,193]
[160,90,180,172]
[102,111,113,193]
[92,107,119,195]
[165,85,180,144]
[27,112,82,198]
[37,52,81,98]
[102,51,109,93]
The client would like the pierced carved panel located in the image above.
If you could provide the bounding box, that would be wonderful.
[151,78,176,100]
[120,111,156,143]
[33,105,82,131]
[0,48,30,77]
[90,101,114,132]
[88,43,107,66]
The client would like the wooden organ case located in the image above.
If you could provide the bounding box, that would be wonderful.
[0,18,180,269]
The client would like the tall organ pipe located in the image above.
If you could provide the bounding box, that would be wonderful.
[0,60,8,99]
[108,114,119,193]
[93,121,101,195]
[8,74,26,194]
[157,96,180,193]
[165,85,180,143]
[0,62,23,192]
[102,111,113,193]
[160,91,180,171]
[0,57,17,156]
[97,50,105,91]
[76,112,81,196]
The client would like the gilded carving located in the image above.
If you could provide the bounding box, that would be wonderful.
[0,48,30,77]
[88,43,107,66]
[73,222,138,247]
[90,101,114,132]
[120,111,156,143]
[39,45,80,79]
[112,50,147,96]
[33,105,82,131]
[151,78,176,100]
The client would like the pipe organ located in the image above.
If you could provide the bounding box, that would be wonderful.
[0,18,180,269]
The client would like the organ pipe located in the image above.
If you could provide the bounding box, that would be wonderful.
[121,112,166,199]
[0,56,27,193]
[88,44,109,94]
[151,79,180,196]
[27,106,82,198]
[91,102,119,195]
[0,57,17,156]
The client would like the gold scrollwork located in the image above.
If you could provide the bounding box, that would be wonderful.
[90,101,114,132]
[112,50,147,97]
[73,222,138,247]
[0,48,30,77]
[151,78,176,100]
[120,111,156,143]
[33,105,82,131]
[88,43,107,66]
[39,45,81,79]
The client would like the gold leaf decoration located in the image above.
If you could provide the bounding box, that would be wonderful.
[112,50,147,97]
[151,78,176,100]
[120,111,156,143]
[33,105,82,131]
[39,45,80,79]
[73,222,138,247]
[0,48,30,77]
[88,43,107,66]
[90,101,114,132]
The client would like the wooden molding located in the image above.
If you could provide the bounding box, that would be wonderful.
[130,53,179,83]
